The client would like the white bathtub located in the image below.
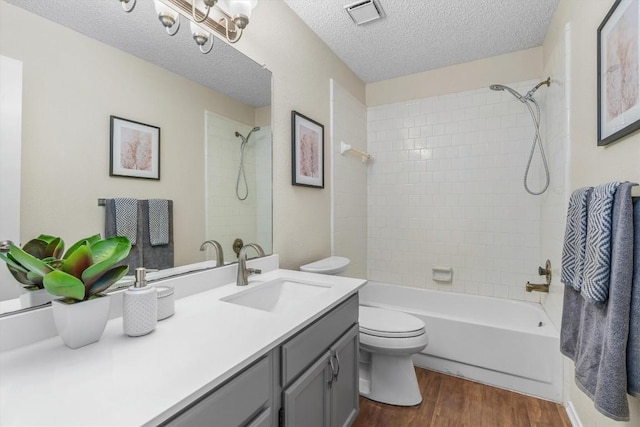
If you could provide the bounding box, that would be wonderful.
[359,281,563,402]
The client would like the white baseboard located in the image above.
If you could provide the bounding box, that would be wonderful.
[565,401,582,427]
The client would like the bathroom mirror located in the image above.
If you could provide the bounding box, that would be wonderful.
[0,0,272,315]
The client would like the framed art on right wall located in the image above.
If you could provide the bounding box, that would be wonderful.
[598,0,640,146]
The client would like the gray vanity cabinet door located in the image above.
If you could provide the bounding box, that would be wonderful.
[282,351,331,427]
[329,324,359,427]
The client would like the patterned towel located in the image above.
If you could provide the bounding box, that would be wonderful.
[582,182,621,303]
[114,198,138,245]
[561,187,592,290]
[148,199,169,246]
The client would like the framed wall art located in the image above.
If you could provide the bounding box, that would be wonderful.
[598,0,640,145]
[110,115,160,179]
[291,110,324,188]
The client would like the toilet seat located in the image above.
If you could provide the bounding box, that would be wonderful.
[299,256,350,275]
[359,306,425,338]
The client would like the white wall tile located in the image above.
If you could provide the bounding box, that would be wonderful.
[367,79,551,301]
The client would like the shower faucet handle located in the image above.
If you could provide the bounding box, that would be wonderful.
[537,260,552,285]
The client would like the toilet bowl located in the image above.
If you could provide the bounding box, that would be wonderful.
[300,257,428,406]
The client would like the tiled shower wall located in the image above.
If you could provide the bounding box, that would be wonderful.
[367,81,550,301]
[205,111,271,262]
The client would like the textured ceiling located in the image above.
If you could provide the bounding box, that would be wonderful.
[4,0,271,108]
[283,0,560,83]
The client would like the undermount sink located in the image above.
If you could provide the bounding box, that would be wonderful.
[221,278,332,313]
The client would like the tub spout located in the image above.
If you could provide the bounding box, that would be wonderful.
[526,282,549,293]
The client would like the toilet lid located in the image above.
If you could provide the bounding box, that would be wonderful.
[300,256,350,275]
[359,306,426,338]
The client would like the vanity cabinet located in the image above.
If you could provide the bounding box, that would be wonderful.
[280,295,359,427]
[160,355,272,427]
[158,294,359,427]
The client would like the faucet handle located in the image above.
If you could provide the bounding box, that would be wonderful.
[248,268,262,275]
[0,240,13,253]
[537,260,552,285]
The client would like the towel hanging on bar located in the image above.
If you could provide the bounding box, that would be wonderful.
[114,198,138,245]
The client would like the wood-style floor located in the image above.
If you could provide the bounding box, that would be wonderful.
[353,368,571,427]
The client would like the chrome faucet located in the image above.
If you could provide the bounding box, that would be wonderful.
[0,240,13,253]
[236,243,265,286]
[200,240,224,267]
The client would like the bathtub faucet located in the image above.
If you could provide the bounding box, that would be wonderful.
[526,282,549,293]
[526,259,551,293]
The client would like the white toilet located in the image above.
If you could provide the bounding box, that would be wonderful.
[300,256,429,406]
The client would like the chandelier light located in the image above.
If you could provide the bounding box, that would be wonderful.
[119,0,257,53]
[190,21,214,54]
[154,0,181,36]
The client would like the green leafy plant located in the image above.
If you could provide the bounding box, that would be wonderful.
[2,234,131,302]
[0,234,64,289]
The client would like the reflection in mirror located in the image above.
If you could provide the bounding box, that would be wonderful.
[205,112,273,263]
[0,0,272,316]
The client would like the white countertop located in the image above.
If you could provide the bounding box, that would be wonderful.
[0,269,366,426]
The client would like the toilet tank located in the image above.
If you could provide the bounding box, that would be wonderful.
[299,256,350,276]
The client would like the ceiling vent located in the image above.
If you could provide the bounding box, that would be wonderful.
[344,0,384,25]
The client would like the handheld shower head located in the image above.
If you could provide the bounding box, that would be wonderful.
[490,84,525,102]
[235,127,261,144]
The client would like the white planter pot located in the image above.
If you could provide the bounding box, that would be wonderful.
[19,287,54,308]
[51,294,111,349]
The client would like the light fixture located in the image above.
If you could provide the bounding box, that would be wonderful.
[191,0,217,23]
[120,0,257,50]
[221,0,257,30]
[190,21,214,54]
[154,0,180,36]
[120,0,136,13]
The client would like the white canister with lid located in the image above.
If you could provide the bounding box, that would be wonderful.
[156,286,175,320]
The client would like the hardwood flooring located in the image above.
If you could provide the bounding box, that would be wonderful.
[352,368,571,427]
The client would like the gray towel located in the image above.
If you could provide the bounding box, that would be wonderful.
[141,199,174,270]
[105,199,143,271]
[560,182,634,421]
[114,197,138,245]
[628,196,640,397]
[582,181,621,303]
[561,187,592,290]
[148,199,169,246]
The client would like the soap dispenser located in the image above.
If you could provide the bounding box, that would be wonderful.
[123,267,158,337]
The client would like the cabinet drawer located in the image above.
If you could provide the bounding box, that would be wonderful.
[163,355,271,427]
[281,294,358,386]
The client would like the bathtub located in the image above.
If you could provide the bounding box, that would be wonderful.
[359,281,563,402]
